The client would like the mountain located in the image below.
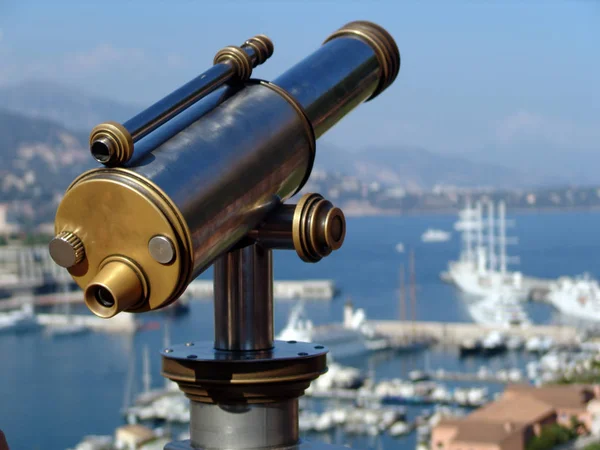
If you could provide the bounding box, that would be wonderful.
[0,80,140,131]
[313,143,532,189]
[0,108,93,224]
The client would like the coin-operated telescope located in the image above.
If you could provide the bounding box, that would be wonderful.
[49,21,400,450]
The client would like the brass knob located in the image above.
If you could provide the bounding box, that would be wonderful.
[292,193,346,263]
[49,231,85,268]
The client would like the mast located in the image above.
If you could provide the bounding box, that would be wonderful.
[465,197,473,263]
[143,345,151,394]
[475,201,485,274]
[122,333,136,414]
[164,319,171,389]
[409,249,416,340]
[499,200,507,276]
[488,200,496,273]
[399,264,406,322]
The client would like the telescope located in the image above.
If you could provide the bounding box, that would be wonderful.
[49,20,400,450]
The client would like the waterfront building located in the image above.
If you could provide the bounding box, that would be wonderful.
[431,384,600,450]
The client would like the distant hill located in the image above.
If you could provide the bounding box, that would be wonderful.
[0,80,140,131]
[0,79,576,208]
[0,108,93,224]
[313,143,535,189]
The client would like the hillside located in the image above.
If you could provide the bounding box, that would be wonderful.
[314,143,532,189]
[0,80,140,131]
[0,109,93,224]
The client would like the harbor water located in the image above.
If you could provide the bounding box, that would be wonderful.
[2,211,600,449]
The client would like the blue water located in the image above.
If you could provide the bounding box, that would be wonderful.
[2,211,600,450]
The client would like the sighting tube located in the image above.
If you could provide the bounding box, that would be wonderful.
[51,20,400,317]
[89,35,274,166]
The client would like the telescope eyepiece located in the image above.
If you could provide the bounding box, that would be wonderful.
[84,257,147,318]
[93,286,115,308]
[90,137,114,164]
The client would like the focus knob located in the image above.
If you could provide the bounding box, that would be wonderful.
[293,193,346,263]
[49,231,85,268]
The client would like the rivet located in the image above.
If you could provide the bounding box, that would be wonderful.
[148,235,176,265]
[185,342,194,347]
[314,345,324,349]
[164,348,173,353]
[187,355,197,359]
[298,352,309,356]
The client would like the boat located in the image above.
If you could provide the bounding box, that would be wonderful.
[0,302,41,334]
[309,360,366,391]
[466,290,531,328]
[276,301,394,361]
[506,335,525,350]
[45,284,90,337]
[388,420,411,437]
[421,228,451,243]
[459,338,482,357]
[547,273,600,322]
[446,200,525,299]
[480,331,507,356]
[525,335,554,354]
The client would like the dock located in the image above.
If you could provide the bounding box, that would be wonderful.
[37,313,137,333]
[185,279,338,300]
[440,271,554,302]
[0,292,83,311]
[373,320,579,346]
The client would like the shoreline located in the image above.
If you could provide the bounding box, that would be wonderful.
[341,204,600,218]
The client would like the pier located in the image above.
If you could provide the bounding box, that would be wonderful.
[178,279,338,300]
[37,313,137,333]
[373,320,579,345]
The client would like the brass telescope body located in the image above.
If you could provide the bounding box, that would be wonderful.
[51,21,400,319]
[50,19,400,450]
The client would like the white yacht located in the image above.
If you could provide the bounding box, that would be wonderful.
[467,290,531,328]
[447,200,525,299]
[276,301,393,360]
[421,228,451,243]
[0,303,41,334]
[547,274,600,321]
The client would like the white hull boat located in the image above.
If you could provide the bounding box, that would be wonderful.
[276,301,393,361]
[547,274,600,322]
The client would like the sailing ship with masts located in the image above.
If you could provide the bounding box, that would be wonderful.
[445,199,524,299]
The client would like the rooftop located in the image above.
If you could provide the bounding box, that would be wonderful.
[468,395,555,424]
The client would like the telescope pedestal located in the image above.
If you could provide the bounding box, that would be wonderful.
[162,239,340,449]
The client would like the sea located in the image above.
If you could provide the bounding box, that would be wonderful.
[2,210,600,450]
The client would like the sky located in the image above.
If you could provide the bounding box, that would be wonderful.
[0,0,598,163]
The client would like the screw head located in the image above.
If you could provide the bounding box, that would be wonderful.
[148,235,175,264]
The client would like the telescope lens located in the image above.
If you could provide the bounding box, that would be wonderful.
[91,138,112,163]
[94,286,115,308]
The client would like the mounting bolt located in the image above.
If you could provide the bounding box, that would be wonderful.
[148,235,175,264]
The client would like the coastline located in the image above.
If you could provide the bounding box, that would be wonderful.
[341,204,600,218]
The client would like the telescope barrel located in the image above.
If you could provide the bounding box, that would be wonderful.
[89,35,274,165]
[274,21,399,137]
[51,21,400,317]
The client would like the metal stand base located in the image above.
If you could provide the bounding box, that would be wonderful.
[165,439,354,450]
[189,401,298,449]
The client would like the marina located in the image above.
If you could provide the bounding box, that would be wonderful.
[4,212,600,450]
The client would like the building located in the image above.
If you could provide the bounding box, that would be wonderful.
[0,203,19,238]
[431,384,600,450]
